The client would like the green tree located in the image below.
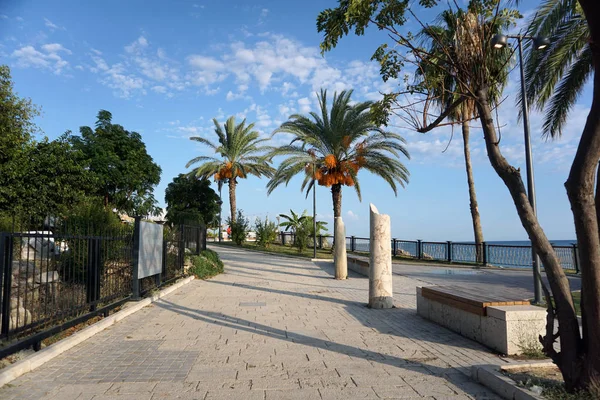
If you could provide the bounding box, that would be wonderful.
[267,90,409,245]
[254,216,278,248]
[0,65,40,212]
[186,116,274,223]
[317,0,600,391]
[227,209,250,245]
[71,110,162,216]
[522,0,590,138]
[165,174,220,226]
[17,134,93,219]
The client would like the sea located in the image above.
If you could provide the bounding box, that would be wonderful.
[346,238,578,270]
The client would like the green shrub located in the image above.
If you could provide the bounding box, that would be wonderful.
[190,249,224,279]
[294,218,312,253]
[227,210,250,245]
[255,217,278,248]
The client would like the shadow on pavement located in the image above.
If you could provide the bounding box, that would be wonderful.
[155,298,494,398]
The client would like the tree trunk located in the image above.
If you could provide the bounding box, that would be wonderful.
[331,184,342,218]
[461,121,485,262]
[565,1,600,387]
[229,179,237,224]
[475,87,582,390]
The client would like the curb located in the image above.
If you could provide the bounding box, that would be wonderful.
[471,365,544,400]
[0,275,195,388]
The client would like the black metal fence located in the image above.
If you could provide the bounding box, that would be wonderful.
[0,219,205,358]
[276,232,579,273]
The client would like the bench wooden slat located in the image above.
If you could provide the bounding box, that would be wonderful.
[421,285,531,316]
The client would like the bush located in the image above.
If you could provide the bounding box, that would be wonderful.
[190,249,224,279]
[227,210,250,245]
[294,218,312,253]
[255,217,278,248]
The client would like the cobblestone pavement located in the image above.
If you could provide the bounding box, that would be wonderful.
[0,246,509,400]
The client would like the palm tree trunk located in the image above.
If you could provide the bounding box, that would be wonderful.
[476,87,582,390]
[461,122,484,262]
[331,184,342,218]
[229,179,237,223]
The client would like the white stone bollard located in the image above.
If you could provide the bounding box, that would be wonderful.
[334,217,348,280]
[368,204,393,308]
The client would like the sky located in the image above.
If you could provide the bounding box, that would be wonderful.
[0,0,591,241]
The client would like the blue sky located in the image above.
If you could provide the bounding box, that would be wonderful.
[0,0,590,241]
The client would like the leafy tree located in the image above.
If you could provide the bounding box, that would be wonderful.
[0,65,40,212]
[254,216,278,248]
[227,209,250,245]
[267,89,409,245]
[186,116,274,223]
[522,0,590,138]
[17,135,93,219]
[71,110,162,216]
[317,0,600,392]
[165,174,219,226]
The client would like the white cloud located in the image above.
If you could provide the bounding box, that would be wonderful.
[346,210,359,220]
[44,18,65,31]
[260,8,269,18]
[11,44,70,74]
[151,85,167,93]
[15,16,24,22]
[0,15,8,19]
[41,43,71,54]
[89,55,145,98]
[297,97,311,113]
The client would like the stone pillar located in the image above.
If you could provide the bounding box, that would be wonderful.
[369,204,393,308]
[334,217,347,280]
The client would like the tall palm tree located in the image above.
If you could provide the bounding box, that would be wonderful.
[267,89,410,243]
[418,9,510,261]
[186,116,274,223]
[522,0,590,138]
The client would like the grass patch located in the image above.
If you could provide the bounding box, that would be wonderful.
[190,249,224,279]
[213,241,333,259]
[536,291,581,316]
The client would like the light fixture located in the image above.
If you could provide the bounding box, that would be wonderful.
[491,34,508,49]
[534,36,550,50]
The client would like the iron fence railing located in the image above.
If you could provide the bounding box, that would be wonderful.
[0,218,205,358]
[274,232,578,273]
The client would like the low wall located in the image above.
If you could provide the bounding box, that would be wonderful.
[347,255,369,277]
[416,287,546,355]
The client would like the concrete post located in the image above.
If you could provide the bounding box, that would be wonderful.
[334,217,347,279]
[368,204,393,309]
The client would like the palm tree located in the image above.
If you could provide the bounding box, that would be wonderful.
[278,209,308,234]
[418,9,510,261]
[186,116,274,223]
[267,89,410,243]
[522,0,590,138]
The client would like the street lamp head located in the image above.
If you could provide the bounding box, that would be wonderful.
[491,34,508,49]
[534,36,550,50]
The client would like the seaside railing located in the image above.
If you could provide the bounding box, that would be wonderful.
[275,232,579,273]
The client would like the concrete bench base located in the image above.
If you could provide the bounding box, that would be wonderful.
[417,287,546,355]
[347,256,369,277]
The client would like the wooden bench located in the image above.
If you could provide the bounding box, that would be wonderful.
[421,286,530,316]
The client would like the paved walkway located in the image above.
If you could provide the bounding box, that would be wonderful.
[0,246,508,400]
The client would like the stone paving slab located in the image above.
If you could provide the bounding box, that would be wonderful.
[0,245,506,399]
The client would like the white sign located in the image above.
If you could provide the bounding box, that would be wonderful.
[138,221,164,279]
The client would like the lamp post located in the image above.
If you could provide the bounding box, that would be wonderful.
[217,180,223,243]
[313,160,317,259]
[491,33,549,304]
